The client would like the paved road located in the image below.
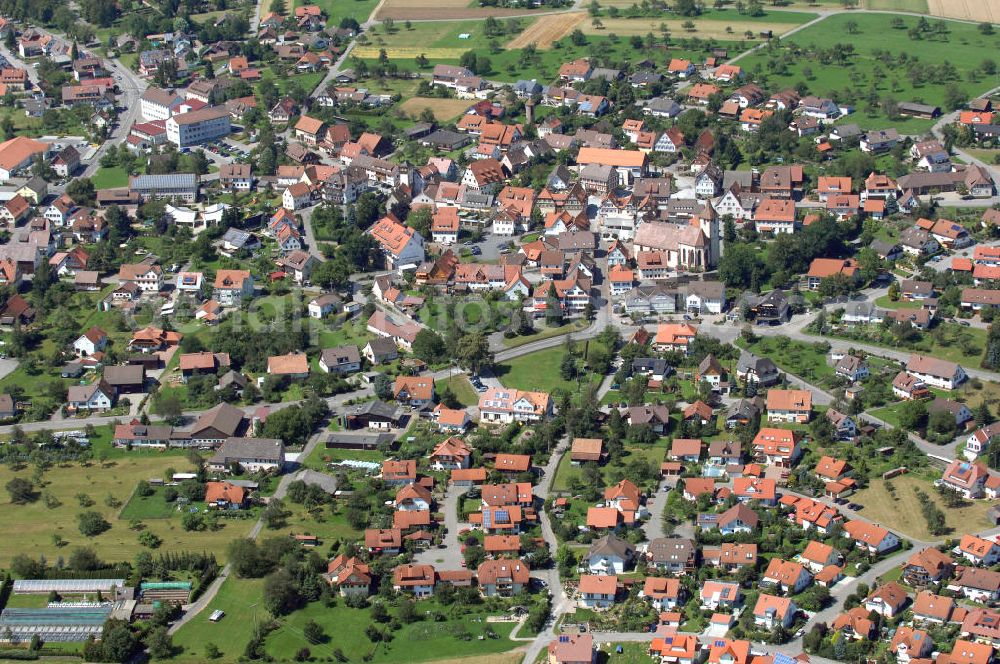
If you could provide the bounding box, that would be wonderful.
[414,483,468,568]
[0,358,18,383]
[82,56,147,179]
[521,436,574,664]
[642,481,670,542]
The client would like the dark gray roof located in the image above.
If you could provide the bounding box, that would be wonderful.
[647,537,695,564]
[292,468,338,493]
[321,345,361,366]
[130,173,197,190]
[587,534,635,560]
[189,402,245,437]
[346,399,400,419]
[211,437,284,464]
[103,365,145,386]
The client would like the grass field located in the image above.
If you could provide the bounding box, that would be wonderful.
[854,474,994,541]
[583,15,812,40]
[495,342,607,394]
[266,598,517,662]
[436,373,479,407]
[91,166,129,190]
[398,96,475,121]
[740,13,1000,132]
[298,0,380,23]
[0,457,254,567]
[870,0,928,10]
[171,577,265,663]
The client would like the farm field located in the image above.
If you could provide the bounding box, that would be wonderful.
[0,456,255,567]
[376,0,561,20]
[583,14,814,40]
[927,0,999,22]
[398,96,476,121]
[507,12,587,49]
[355,16,753,82]
[740,13,1000,132]
[854,474,994,541]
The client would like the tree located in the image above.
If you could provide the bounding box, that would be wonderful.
[96,621,138,662]
[456,332,493,375]
[898,400,928,431]
[264,568,302,615]
[719,244,768,291]
[146,626,175,659]
[303,619,325,644]
[6,477,37,504]
[373,373,392,400]
[69,546,101,570]
[66,177,96,205]
[412,329,446,364]
[406,207,433,239]
[77,511,110,536]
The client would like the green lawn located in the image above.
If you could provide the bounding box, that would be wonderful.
[266,598,518,662]
[120,485,183,520]
[501,320,589,348]
[738,336,834,384]
[436,374,479,407]
[171,577,266,663]
[740,13,1000,132]
[553,444,666,492]
[867,403,903,428]
[495,342,606,394]
[874,295,921,310]
[91,166,129,190]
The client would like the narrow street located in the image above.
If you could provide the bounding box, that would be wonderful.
[521,436,574,664]
[413,483,468,569]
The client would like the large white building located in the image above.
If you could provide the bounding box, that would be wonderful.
[139,87,184,121]
[166,107,231,148]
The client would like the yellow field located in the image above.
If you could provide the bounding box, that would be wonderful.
[353,45,468,59]
[398,96,473,121]
[927,0,1000,21]
[582,17,800,39]
[0,456,255,567]
[854,474,994,542]
[377,0,549,19]
[506,11,588,49]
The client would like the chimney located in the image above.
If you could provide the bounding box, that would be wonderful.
[525,97,535,126]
